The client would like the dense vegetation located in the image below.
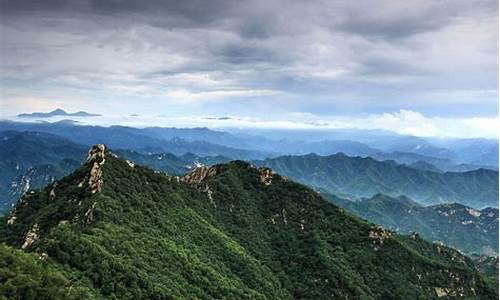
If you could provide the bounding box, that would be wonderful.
[324,193,499,256]
[0,146,496,299]
[255,153,499,208]
[0,243,99,299]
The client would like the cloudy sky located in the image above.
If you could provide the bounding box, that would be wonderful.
[0,0,498,137]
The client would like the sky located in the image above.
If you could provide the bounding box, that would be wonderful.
[0,0,498,138]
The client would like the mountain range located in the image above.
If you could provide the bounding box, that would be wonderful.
[324,193,498,256]
[371,151,497,172]
[0,144,496,299]
[1,120,498,169]
[17,108,101,118]
[1,129,497,211]
[255,153,499,208]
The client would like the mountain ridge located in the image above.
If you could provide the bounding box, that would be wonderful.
[255,153,499,208]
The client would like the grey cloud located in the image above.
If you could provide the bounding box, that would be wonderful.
[0,0,497,118]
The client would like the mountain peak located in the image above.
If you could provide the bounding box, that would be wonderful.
[86,144,106,163]
[86,144,107,194]
[51,108,66,114]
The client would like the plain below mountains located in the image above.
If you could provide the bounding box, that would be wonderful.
[255,153,499,209]
[0,144,496,299]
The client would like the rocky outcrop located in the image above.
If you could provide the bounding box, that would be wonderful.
[368,226,393,248]
[87,144,106,194]
[87,144,106,162]
[259,167,275,186]
[21,223,39,249]
[182,166,218,184]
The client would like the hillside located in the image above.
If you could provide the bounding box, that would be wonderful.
[0,131,87,211]
[0,145,496,299]
[255,153,499,208]
[325,193,499,256]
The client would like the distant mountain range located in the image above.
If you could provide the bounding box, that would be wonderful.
[324,193,498,256]
[17,108,101,118]
[1,128,497,211]
[255,153,499,208]
[0,144,495,298]
[2,120,497,169]
[0,121,270,159]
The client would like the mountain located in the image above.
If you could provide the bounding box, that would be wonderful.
[0,131,88,211]
[0,131,238,211]
[370,151,497,172]
[324,193,499,256]
[0,144,496,299]
[430,138,499,167]
[17,108,101,118]
[255,153,499,208]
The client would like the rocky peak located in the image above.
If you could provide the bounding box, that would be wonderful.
[182,166,219,184]
[87,144,106,194]
[259,167,275,186]
[87,144,106,163]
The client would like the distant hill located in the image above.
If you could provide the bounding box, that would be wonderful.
[255,153,499,208]
[17,108,101,118]
[0,144,495,299]
[324,193,499,256]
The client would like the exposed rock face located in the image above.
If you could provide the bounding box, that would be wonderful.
[49,182,57,200]
[259,167,275,186]
[87,144,106,194]
[368,226,393,246]
[7,215,16,225]
[87,144,106,162]
[21,223,39,249]
[182,166,218,184]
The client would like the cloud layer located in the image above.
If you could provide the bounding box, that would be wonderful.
[0,0,498,135]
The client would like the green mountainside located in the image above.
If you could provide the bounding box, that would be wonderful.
[324,193,499,256]
[0,145,496,299]
[255,153,499,208]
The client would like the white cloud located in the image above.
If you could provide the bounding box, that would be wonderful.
[7,108,498,139]
[165,89,284,103]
